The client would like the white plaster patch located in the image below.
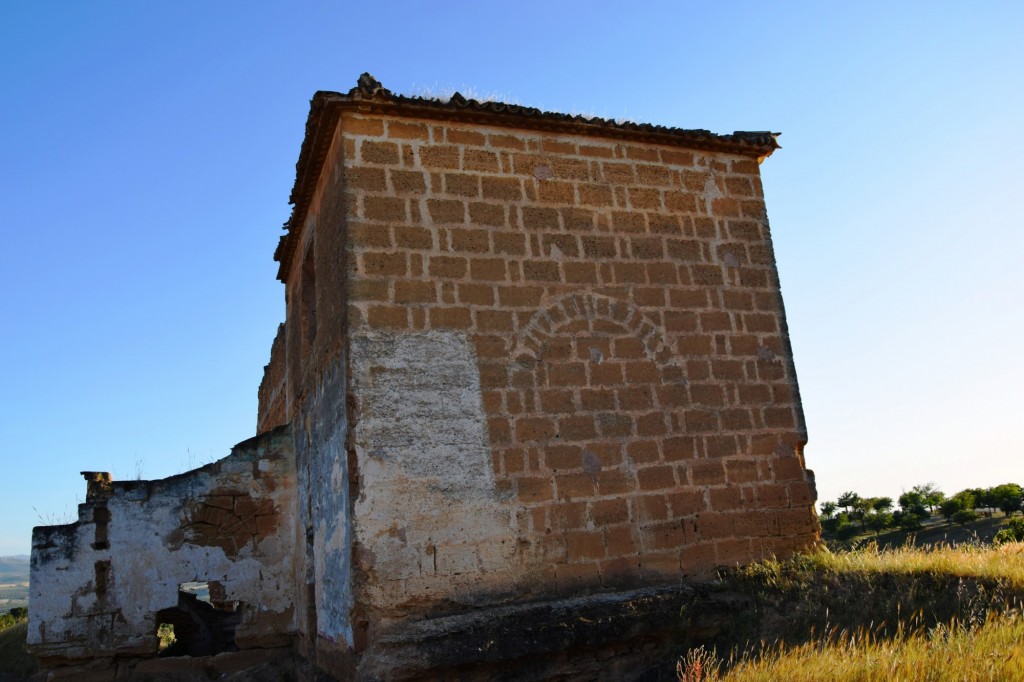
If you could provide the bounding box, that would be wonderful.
[351,331,495,495]
[350,331,518,609]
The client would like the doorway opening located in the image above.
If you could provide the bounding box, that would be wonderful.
[156,581,240,657]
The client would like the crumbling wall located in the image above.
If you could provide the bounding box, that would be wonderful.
[256,323,288,434]
[28,426,298,664]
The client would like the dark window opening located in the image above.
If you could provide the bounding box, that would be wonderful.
[156,582,240,657]
[91,506,110,550]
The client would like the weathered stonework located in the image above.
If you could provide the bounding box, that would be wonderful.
[29,427,297,667]
[31,73,818,680]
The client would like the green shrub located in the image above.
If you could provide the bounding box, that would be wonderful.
[994,517,1024,544]
[953,509,979,526]
[898,512,924,532]
[1,608,28,632]
[865,511,894,535]
[835,524,860,542]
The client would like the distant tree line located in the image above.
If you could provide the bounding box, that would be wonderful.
[818,482,1023,542]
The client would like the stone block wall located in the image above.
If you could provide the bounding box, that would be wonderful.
[340,112,816,610]
[28,427,298,664]
[265,78,819,655]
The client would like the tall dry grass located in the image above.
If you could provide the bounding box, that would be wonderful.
[0,622,37,681]
[679,542,1024,682]
[801,540,1024,589]
[689,610,1024,682]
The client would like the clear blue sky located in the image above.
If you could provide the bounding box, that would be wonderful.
[2,2,1022,555]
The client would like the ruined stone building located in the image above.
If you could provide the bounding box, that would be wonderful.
[29,74,819,680]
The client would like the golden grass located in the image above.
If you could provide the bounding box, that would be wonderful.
[680,543,1024,682]
[746,541,1024,590]
[708,610,1024,682]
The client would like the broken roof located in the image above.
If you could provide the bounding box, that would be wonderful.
[275,72,780,281]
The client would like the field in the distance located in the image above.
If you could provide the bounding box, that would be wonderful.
[0,558,29,611]
[0,585,29,611]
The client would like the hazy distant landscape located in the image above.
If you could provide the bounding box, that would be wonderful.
[0,557,29,611]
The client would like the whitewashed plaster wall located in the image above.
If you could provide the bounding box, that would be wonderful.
[28,426,299,661]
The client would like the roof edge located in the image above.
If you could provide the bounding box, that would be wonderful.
[275,73,781,282]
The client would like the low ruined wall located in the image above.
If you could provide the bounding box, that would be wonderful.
[28,426,298,663]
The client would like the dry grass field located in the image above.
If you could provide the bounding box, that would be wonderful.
[680,543,1024,682]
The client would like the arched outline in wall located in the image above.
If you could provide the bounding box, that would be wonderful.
[512,292,685,382]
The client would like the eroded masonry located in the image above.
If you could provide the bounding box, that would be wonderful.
[30,74,819,680]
